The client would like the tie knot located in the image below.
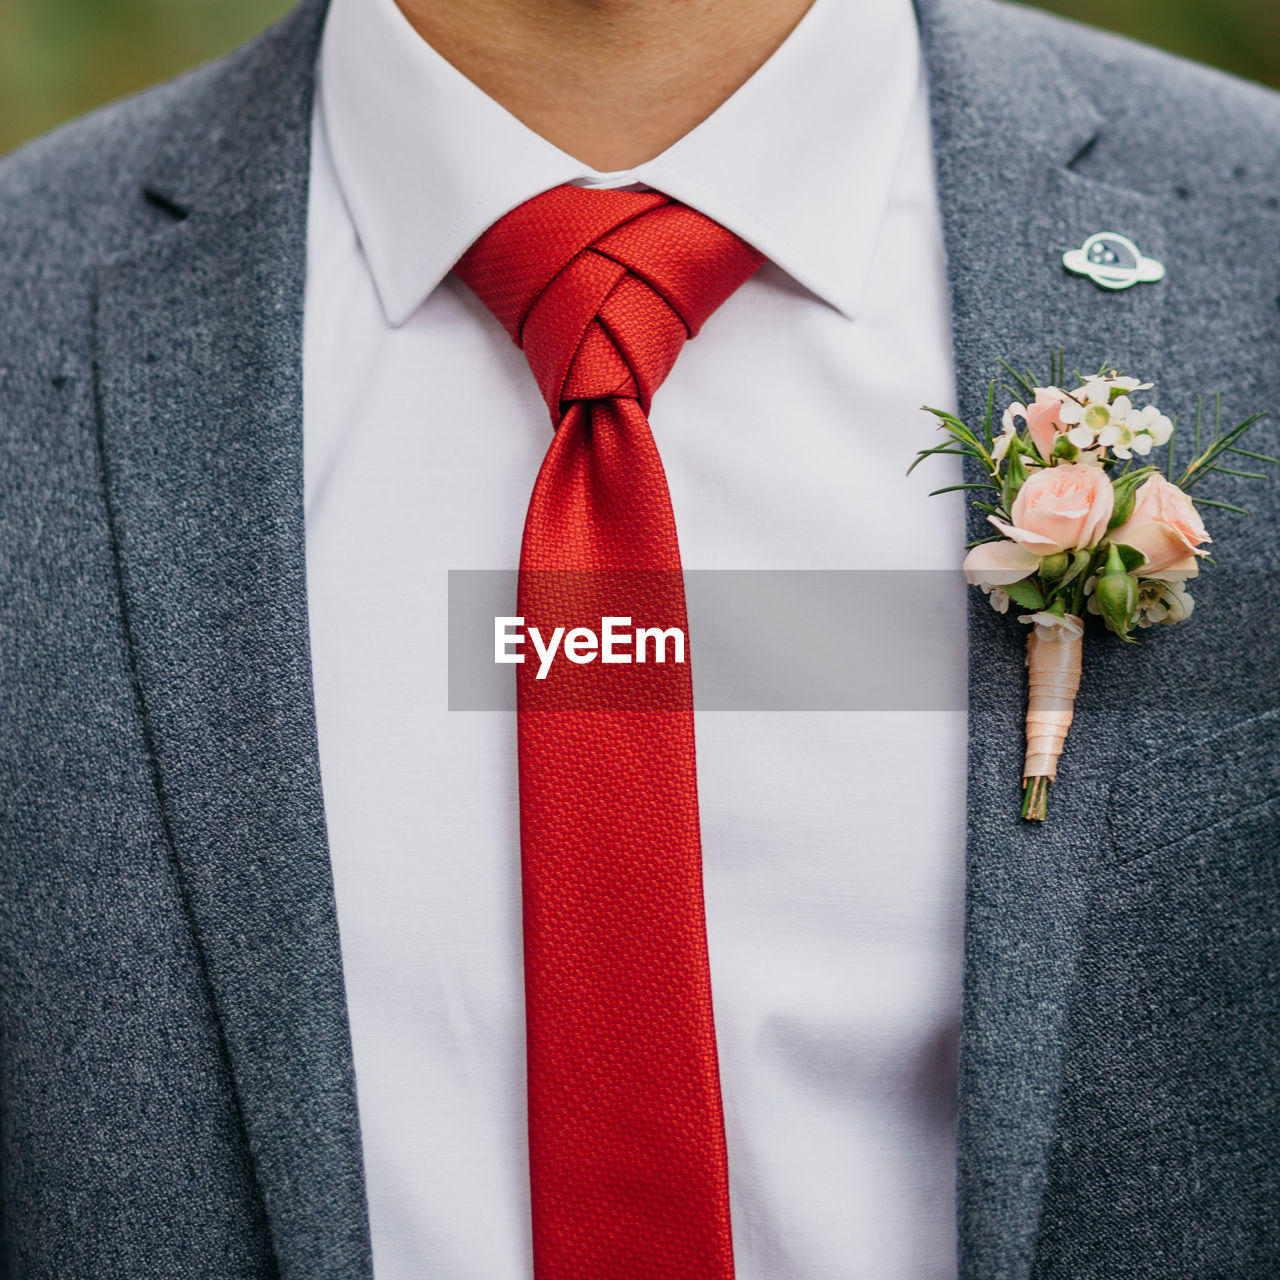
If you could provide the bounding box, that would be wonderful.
[454,185,764,417]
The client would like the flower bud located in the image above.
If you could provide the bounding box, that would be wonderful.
[1095,544,1138,638]
[1051,434,1079,462]
[1039,552,1070,582]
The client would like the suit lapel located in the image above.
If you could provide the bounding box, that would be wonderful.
[91,2,371,1276]
[915,1,1169,1276]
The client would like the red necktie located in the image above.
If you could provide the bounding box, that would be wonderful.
[455,186,763,1278]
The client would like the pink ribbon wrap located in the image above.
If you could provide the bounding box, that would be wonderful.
[1023,623,1083,782]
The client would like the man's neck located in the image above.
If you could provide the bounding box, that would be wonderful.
[392,0,816,170]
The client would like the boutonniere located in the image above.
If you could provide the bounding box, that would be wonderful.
[912,357,1273,820]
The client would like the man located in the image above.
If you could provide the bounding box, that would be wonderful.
[0,0,1277,1275]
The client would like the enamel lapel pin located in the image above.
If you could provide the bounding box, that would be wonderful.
[1063,232,1165,291]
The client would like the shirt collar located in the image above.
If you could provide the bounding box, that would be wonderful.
[319,0,924,326]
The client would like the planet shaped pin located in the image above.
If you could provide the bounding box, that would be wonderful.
[1063,232,1165,291]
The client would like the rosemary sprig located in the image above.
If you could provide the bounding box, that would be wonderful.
[1178,411,1270,492]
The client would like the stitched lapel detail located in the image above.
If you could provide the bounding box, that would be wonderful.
[914,1,1169,1276]
[91,3,372,1277]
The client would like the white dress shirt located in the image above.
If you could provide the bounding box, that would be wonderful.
[304,0,966,1275]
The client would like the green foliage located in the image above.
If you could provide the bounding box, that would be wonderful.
[0,0,294,156]
[1106,466,1158,529]
[1058,547,1094,590]
[1000,437,1032,512]
[1177,407,1272,503]
[1004,578,1046,611]
[1112,543,1147,574]
[1038,0,1280,94]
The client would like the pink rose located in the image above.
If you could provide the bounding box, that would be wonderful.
[990,462,1114,555]
[1109,473,1211,579]
[1025,388,1069,461]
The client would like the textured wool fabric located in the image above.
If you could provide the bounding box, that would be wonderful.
[455,187,763,1279]
[2,0,1280,1276]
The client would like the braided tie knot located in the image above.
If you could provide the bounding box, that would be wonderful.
[455,185,764,417]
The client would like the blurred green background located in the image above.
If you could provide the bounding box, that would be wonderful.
[2,0,1279,157]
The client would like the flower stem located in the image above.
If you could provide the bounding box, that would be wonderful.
[1021,775,1050,821]
[1021,623,1083,824]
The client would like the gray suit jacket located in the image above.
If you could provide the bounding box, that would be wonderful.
[2,0,1278,1275]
